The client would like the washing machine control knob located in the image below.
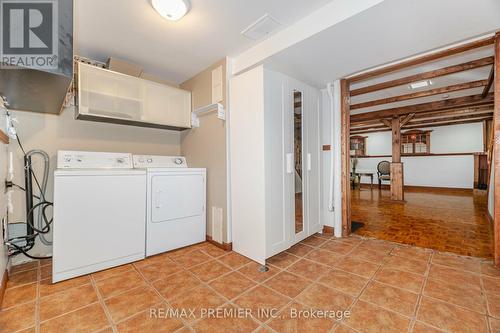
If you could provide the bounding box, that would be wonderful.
[174,158,184,165]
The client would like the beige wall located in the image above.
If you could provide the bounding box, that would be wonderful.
[180,59,228,243]
[9,107,181,258]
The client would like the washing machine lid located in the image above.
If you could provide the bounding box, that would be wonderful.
[133,155,188,168]
[54,169,146,176]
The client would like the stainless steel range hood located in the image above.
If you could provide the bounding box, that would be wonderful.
[0,0,73,114]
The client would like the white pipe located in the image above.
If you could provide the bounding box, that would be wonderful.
[327,83,334,212]
[332,80,343,238]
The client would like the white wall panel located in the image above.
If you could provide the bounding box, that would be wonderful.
[229,66,267,265]
[355,123,483,189]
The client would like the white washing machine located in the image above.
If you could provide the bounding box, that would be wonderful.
[53,151,146,282]
[133,155,206,256]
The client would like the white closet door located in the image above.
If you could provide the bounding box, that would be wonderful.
[265,69,292,258]
[289,79,308,244]
[305,87,322,235]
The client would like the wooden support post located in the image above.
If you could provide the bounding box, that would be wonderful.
[494,32,500,267]
[392,116,401,163]
[390,163,404,201]
[391,116,404,201]
[341,79,351,236]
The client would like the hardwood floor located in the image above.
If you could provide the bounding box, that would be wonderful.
[351,187,494,258]
[295,193,303,233]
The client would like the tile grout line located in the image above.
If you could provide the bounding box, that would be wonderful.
[269,237,378,332]
[480,269,492,333]
[89,273,119,333]
[133,261,196,331]
[175,247,304,330]
[7,237,495,333]
[337,248,389,333]
[130,245,257,331]
[408,247,433,333]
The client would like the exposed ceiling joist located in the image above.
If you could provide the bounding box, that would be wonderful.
[410,106,493,120]
[351,106,493,127]
[350,57,494,97]
[347,36,495,84]
[403,117,493,130]
[352,111,494,132]
[350,93,494,122]
[353,112,490,131]
[350,80,489,110]
[483,65,495,98]
[408,113,492,127]
[351,116,492,135]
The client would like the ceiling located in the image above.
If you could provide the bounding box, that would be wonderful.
[266,0,500,88]
[348,41,495,134]
[349,46,494,115]
[74,0,333,84]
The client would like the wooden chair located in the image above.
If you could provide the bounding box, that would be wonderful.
[377,161,391,189]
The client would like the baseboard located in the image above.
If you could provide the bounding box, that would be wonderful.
[322,226,334,235]
[0,269,8,308]
[358,183,473,193]
[206,236,232,251]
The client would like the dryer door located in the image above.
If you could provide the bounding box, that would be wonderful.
[151,173,205,222]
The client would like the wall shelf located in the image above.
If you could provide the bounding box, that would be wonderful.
[191,103,225,128]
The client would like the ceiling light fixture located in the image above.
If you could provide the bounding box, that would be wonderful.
[151,0,190,21]
[409,80,432,90]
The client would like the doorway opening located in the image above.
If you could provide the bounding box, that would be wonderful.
[340,35,498,260]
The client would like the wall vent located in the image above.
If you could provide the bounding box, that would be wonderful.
[241,14,282,40]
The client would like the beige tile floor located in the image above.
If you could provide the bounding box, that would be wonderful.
[1,235,500,333]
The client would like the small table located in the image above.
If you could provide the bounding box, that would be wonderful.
[353,171,374,189]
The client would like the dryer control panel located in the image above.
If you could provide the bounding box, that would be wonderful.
[133,155,188,168]
[57,151,133,169]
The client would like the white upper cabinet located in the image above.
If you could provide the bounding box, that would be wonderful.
[77,63,191,130]
[142,80,191,128]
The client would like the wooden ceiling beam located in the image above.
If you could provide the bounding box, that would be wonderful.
[406,113,493,127]
[400,113,416,127]
[380,118,392,128]
[411,106,493,120]
[351,116,492,135]
[483,65,495,99]
[347,36,495,84]
[352,112,492,132]
[403,117,493,130]
[350,93,494,123]
[351,105,493,130]
[351,105,493,126]
[351,124,387,131]
[350,57,494,97]
[350,80,489,110]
